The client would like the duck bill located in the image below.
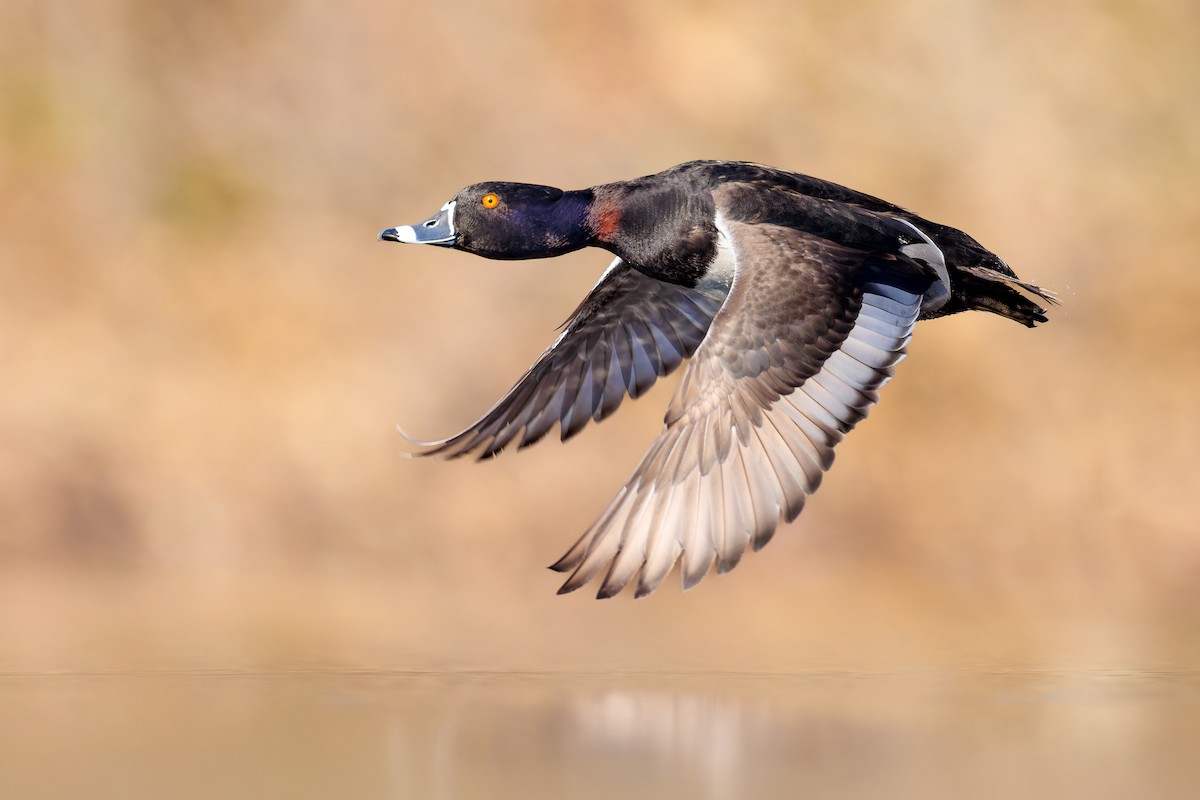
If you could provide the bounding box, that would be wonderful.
[379,200,457,246]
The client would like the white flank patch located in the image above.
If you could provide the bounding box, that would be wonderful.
[894,218,949,312]
[700,214,737,292]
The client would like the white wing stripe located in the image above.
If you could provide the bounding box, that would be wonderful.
[846,324,910,352]
[861,293,917,317]
[821,350,889,388]
[852,309,914,338]
[839,336,901,371]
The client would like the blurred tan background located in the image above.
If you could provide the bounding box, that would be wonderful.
[1,0,1197,675]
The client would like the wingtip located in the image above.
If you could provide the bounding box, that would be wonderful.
[394,422,438,456]
[595,582,624,600]
[749,525,777,553]
[547,557,574,573]
[554,571,627,599]
[555,580,581,596]
[394,422,464,459]
[555,564,598,595]
[714,557,740,575]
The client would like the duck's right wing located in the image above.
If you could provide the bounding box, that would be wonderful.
[551,219,934,598]
[402,258,729,459]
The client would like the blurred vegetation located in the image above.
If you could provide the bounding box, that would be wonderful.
[0,0,1197,673]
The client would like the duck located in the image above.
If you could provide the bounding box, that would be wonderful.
[379,160,1055,599]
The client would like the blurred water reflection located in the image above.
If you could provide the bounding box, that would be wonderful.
[2,670,1197,799]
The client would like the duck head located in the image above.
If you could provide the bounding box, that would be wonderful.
[380,182,595,260]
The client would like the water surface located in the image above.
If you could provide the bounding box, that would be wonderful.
[2,669,1197,799]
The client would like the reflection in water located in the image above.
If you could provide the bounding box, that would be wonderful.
[1,671,1198,799]
[571,689,769,798]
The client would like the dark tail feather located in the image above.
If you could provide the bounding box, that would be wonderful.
[935,265,1059,327]
[914,219,1058,327]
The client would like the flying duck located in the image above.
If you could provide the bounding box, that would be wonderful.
[380,160,1054,598]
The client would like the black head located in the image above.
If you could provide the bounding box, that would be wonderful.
[381,181,594,260]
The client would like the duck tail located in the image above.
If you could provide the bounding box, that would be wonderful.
[949,265,1059,327]
[912,219,1059,327]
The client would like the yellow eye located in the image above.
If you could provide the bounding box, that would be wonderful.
[481,193,500,208]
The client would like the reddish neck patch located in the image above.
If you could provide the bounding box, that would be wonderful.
[590,197,622,243]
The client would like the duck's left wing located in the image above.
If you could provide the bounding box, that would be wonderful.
[552,220,935,598]
[403,259,728,459]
